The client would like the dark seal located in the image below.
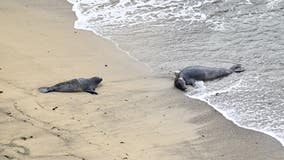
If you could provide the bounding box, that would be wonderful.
[38,77,102,94]
[174,64,245,91]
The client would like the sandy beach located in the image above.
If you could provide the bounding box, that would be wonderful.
[0,0,284,160]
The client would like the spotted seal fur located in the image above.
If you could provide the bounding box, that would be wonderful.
[174,64,245,91]
[39,77,102,94]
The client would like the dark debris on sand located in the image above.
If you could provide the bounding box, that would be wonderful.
[4,155,13,159]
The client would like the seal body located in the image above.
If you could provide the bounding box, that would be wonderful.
[39,77,102,94]
[175,64,244,91]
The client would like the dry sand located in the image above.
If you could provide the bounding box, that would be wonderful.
[0,0,284,160]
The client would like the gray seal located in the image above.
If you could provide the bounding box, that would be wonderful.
[174,64,245,91]
[38,77,102,94]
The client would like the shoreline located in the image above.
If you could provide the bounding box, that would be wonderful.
[188,94,284,147]
[76,21,284,148]
[0,0,284,160]
[66,1,284,147]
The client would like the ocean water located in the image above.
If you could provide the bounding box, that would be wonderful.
[67,0,284,146]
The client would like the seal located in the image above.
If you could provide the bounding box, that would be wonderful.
[174,64,245,91]
[38,77,103,94]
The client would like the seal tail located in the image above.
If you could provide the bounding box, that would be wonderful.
[38,87,52,93]
[230,64,245,73]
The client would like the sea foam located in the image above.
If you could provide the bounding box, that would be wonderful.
[67,0,284,146]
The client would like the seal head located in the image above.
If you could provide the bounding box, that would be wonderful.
[174,77,187,91]
[90,77,103,84]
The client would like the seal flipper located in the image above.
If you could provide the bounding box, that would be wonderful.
[192,81,198,88]
[38,87,51,93]
[86,90,98,95]
[85,88,98,95]
[186,79,196,86]
[230,64,245,73]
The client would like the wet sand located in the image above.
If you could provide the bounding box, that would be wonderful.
[0,0,283,160]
